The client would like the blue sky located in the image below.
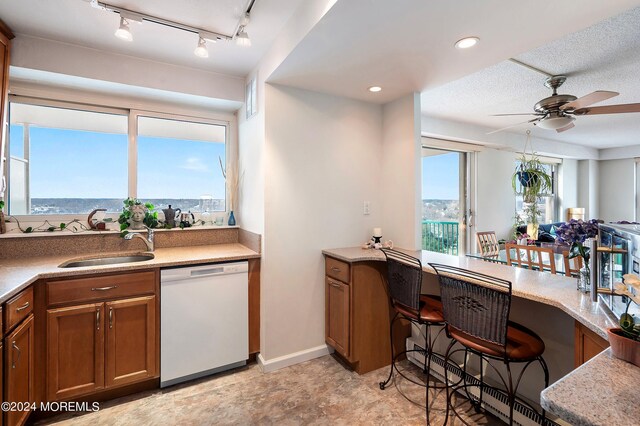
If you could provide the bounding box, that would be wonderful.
[422,152,459,200]
[9,125,226,199]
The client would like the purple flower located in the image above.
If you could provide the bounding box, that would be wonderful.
[555,219,600,245]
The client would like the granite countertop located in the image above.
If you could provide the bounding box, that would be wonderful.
[323,247,617,339]
[0,243,260,303]
[540,349,640,425]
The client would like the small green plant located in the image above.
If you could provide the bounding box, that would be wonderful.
[117,198,158,237]
[617,275,640,341]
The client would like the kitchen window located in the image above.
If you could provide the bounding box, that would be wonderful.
[5,99,228,216]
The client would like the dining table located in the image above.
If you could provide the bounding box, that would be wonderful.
[466,247,569,275]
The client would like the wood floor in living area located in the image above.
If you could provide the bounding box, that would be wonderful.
[39,355,501,425]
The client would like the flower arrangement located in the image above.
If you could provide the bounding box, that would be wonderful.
[554,218,600,265]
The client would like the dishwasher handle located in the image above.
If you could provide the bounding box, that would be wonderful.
[161,262,249,282]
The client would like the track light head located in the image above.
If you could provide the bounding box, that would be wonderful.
[236,28,251,47]
[115,16,133,41]
[194,36,209,58]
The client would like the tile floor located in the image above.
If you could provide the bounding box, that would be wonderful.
[40,355,501,425]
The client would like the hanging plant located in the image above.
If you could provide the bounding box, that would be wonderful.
[511,131,553,226]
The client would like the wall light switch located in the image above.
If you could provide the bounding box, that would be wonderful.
[363,201,370,215]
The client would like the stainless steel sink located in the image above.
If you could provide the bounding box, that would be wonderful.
[59,253,155,268]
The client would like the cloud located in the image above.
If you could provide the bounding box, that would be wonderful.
[181,157,209,172]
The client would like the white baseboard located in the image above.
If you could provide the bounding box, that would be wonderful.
[257,344,332,373]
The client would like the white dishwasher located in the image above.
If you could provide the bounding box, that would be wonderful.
[160,261,248,388]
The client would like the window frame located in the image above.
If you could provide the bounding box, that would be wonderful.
[4,96,230,222]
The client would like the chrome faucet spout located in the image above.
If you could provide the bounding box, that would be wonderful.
[124,228,155,251]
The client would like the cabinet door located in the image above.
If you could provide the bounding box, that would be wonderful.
[47,304,104,401]
[105,296,157,387]
[325,277,350,357]
[5,315,33,426]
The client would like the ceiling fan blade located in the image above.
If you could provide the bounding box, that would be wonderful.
[560,90,619,111]
[574,103,640,115]
[491,113,539,116]
[556,122,575,133]
[486,118,539,135]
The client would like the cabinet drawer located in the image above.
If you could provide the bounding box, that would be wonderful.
[5,286,33,332]
[325,257,350,283]
[47,271,156,306]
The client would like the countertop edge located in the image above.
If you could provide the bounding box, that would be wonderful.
[0,244,260,304]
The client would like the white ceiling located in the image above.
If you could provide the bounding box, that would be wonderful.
[0,0,304,76]
[421,6,640,149]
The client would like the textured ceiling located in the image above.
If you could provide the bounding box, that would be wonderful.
[0,0,304,76]
[420,7,640,149]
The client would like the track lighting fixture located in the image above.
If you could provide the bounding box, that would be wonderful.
[95,1,255,52]
[194,36,209,58]
[114,16,133,41]
[236,13,251,47]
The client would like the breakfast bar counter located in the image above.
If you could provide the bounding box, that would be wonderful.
[322,247,617,338]
[322,247,634,426]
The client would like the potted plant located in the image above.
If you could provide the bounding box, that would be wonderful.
[608,274,640,367]
[555,219,599,291]
[512,153,553,239]
[117,198,158,236]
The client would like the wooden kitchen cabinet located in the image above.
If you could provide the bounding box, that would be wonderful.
[46,303,104,401]
[324,256,409,374]
[45,271,159,402]
[5,314,34,426]
[325,277,350,357]
[105,296,156,387]
[575,320,609,367]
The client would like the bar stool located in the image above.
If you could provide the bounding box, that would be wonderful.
[429,263,549,426]
[379,249,447,424]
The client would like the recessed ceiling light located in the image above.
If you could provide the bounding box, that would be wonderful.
[368,86,382,93]
[455,37,479,49]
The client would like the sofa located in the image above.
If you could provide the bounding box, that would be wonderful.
[516,222,564,244]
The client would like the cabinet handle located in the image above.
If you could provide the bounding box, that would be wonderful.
[15,301,30,312]
[11,341,20,369]
[91,285,118,291]
[329,281,341,288]
[96,308,100,330]
[330,267,341,272]
[109,307,113,329]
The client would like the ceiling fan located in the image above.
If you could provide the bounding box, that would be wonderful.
[488,74,640,135]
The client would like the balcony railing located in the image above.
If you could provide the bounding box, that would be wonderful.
[422,220,459,255]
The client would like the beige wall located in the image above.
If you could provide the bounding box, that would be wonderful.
[599,158,635,222]
[381,93,422,249]
[261,84,383,362]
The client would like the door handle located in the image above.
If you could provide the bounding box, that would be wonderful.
[11,341,20,369]
[15,301,30,312]
[330,267,341,272]
[91,285,118,291]
[109,307,113,329]
[96,308,100,330]
[329,281,341,288]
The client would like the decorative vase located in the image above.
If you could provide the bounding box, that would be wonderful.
[228,210,236,226]
[577,266,590,293]
[607,328,640,367]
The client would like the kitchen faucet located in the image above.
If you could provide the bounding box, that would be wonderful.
[124,227,155,251]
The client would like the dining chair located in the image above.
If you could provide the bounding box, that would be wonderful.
[562,250,583,277]
[505,243,557,274]
[476,231,499,257]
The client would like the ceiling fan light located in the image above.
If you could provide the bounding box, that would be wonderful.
[236,29,251,47]
[115,17,133,42]
[194,36,209,58]
[535,113,575,130]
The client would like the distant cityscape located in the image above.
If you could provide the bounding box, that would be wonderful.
[422,199,459,222]
[26,198,226,215]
